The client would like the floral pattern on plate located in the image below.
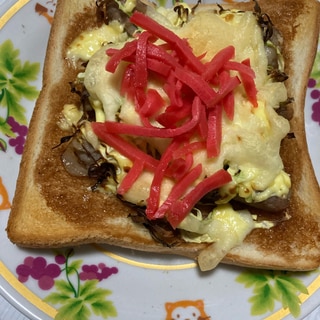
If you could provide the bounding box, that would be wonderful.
[309,50,320,124]
[0,40,39,154]
[16,249,118,320]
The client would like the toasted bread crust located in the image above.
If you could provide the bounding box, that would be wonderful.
[7,0,320,270]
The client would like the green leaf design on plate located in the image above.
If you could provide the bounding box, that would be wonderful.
[0,138,7,152]
[249,282,278,314]
[91,300,118,318]
[67,259,83,275]
[310,50,320,84]
[43,291,71,305]
[45,280,117,320]
[236,269,310,318]
[80,280,107,300]
[42,249,118,320]
[0,39,40,132]
[53,298,91,320]
[54,279,77,297]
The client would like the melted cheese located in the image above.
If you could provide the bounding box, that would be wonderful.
[177,11,268,86]
[84,42,127,121]
[67,21,128,63]
[81,9,290,206]
[179,204,255,242]
[63,7,292,265]
[180,204,256,270]
[60,5,291,270]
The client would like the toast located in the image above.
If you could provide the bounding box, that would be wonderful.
[7,0,320,271]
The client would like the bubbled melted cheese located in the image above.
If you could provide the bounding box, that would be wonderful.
[62,7,292,269]
[176,10,289,189]
[67,21,128,63]
[81,9,290,206]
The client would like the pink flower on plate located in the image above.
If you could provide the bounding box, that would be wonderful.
[7,117,28,155]
[79,263,118,281]
[308,78,320,125]
[15,249,119,319]
[16,256,61,290]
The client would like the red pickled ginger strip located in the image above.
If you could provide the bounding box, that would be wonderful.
[92,123,159,171]
[203,45,235,81]
[106,40,137,73]
[238,59,258,107]
[146,138,183,219]
[207,104,223,158]
[166,152,194,181]
[130,11,204,74]
[152,163,202,219]
[118,160,145,195]
[98,96,202,138]
[174,67,217,106]
[167,169,232,228]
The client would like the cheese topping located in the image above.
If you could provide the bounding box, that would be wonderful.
[79,9,290,206]
[67,21,128,63]
[62,4,292,270]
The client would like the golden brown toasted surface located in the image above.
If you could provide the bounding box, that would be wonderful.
[7,0,320,270]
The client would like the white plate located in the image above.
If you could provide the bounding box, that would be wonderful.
[0,1,320,319]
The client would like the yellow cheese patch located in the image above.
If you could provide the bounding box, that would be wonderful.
[67,21,128,63]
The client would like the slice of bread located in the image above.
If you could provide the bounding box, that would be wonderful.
[7,0,320,271]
